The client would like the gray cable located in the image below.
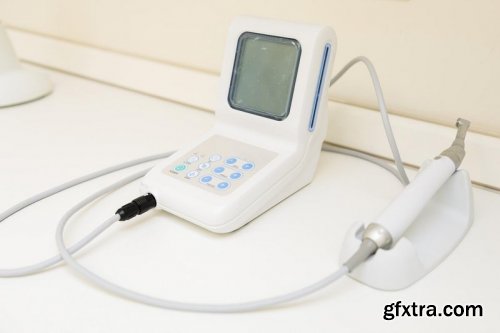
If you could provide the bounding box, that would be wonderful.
[0,151,174,277]
[55,188,348,312]
[330,56,410,185]
[54,148,391,312]
[0,56,408,278]
[0,151,175,223]
[0,144,400,279]
[343,239,378,272]
[322,143,405,184]
[0,144,386,310]
[0,56,408,310]
[0,216,115,277]
[51,144,398,312]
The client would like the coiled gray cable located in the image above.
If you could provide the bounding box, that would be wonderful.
[0,151,175,277]
[55,183,348,312]
[53,146,402,312]
[0,145,401,278]
[1,56,409,311]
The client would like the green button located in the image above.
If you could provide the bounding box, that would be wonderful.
[174,164,187,172]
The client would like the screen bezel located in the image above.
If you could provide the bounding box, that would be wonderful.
[227,32,301,121]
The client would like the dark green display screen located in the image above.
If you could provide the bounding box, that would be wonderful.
[228,32,301,120]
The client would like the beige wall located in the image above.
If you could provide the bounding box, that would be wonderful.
[1,0,499,137]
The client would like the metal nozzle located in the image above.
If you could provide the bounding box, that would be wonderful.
[362,223,393,249]
[343,223,393,272]
[440,118,471,169]
[455,118,471,141]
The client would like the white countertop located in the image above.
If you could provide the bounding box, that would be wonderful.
[1,66,499,332]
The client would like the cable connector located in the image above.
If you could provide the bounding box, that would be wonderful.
[115,193,157,221]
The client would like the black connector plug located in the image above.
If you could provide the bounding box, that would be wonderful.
[115,193,157,221]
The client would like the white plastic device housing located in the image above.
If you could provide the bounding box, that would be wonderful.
[141,16,336,233]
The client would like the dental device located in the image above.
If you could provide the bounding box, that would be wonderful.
[0,17,473,312]
[141,17,336,232]
[363,118,471,251]
[340,119,473,290]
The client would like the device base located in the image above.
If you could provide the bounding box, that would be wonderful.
[339,168,473,291]
[0,69,52,108]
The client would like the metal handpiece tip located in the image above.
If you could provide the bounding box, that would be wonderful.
[455,118,471,141]
[456,118,471,130]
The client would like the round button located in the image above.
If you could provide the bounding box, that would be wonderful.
[174,164,187,172]
[225,158,237,165]
[213,166,225,174]
[199,162,210,169]
[200,175,212,183]
[217,182,230,190]
[230,172,242,180]
[186,170,199,178]
[242,162,254,170]
[187,155,199,163]
[209,154,221,162]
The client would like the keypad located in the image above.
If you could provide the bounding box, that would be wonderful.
[167,152,256,193]
[164,135,277,195]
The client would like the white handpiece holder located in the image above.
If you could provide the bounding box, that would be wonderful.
[339,164,473,290]
[0,23,52,107]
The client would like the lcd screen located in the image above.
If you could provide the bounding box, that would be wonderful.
[228,32,301,120]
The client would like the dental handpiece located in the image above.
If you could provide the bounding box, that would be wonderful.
[363,118,471,249]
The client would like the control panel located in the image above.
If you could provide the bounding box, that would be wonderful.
[166,135,277,195]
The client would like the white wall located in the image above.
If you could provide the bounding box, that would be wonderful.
[1,0,499,137]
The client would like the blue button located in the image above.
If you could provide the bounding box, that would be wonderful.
[242,162,254,170]
[217,182,230,190]
[200,175,212,183]
[213,166,225,174]
[230,172,242,180]
[226,158,237,165]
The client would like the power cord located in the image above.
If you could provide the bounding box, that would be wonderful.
[0,152,174,277]
[56,188,349,312]
[0,57,408,310]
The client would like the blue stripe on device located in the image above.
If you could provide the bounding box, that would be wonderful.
[308,43,331,132]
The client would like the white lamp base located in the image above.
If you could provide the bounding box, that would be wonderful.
[0,68,53,108]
